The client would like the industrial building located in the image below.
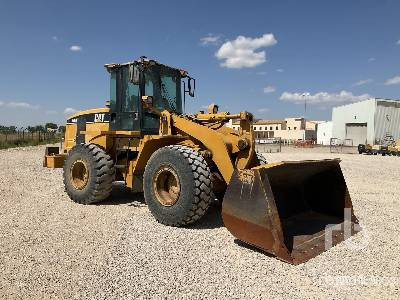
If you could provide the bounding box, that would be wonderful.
[332,98,400,145]
[228,117,317,142]
[317,121,333,145]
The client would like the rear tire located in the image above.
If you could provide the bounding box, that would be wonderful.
[143,145,213,226]
[63,144,115,204]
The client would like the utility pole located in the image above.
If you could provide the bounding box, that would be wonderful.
[301,92,310,116]
[301,93,310,141]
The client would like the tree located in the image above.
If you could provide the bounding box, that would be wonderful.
[26,126,35,133]
[45,123,58,130]
[58,125,66,133]
[34,125,45,132]
[0,126,16,133]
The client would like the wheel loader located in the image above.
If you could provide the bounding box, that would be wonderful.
[388,139,400,156]
[44,57,360,264]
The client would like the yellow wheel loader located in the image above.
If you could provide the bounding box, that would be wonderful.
[44,57,360,264]
[388,139,400,156]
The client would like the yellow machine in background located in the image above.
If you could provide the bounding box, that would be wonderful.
[358,138,400,156]
[44,57,360,264]
[388,139,400,156]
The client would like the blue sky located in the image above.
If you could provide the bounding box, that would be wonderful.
[0,0,400,126]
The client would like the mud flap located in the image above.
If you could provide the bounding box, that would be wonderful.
[222,159,361,265]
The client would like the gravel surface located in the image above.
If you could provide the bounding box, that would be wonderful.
[0,145,399,299]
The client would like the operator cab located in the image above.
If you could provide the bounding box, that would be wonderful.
[105,57,195,135]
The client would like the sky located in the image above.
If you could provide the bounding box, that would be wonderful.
[0,0,400,126]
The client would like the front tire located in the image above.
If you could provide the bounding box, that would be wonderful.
[63,144,115,204]
[143,145,213,226]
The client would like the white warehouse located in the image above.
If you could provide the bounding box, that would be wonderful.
[332,98,400,145]
[317,121,333,145]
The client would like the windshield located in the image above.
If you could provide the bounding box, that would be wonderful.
[144,66,182,114]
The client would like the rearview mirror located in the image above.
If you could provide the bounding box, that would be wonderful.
[129,64,140,84]
[188,77,195,97]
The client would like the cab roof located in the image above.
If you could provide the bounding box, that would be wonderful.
[104,56,188,77]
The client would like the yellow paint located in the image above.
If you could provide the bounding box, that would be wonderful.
[171,115,235,183]
[64,124,77,151]
[85,123,110,149]
[43,154,66,168]
[67,107,110,120]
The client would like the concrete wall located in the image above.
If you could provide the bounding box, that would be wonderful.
[286,118,305,130]
[277,129,306,140]
[252,123,284,131]
[317,121,333,145]
[332,99,376,144]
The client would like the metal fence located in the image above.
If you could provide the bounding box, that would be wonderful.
[330,138,356,154]
[0,130,58,143]
[255,138,282,153]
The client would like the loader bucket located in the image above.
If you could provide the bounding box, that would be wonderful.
[222,159,360,265]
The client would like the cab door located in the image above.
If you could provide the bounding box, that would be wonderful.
[109,67,141,131]
[141,67,161,135]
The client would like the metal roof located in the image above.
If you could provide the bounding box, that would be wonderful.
[104,56,188,76]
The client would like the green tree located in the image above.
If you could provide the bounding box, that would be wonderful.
[45,123,58,130]
[0,126,16,132]
[34,125,45,132]
[58,125,66,133]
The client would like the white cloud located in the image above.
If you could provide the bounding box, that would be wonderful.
[368,57,375,62]
[70,45,82,52]
[396,40,400,45]
[256,71,267,75]
[384,75,400,85]
[200,34,221,46]
[215,33,277,69]
[63,107,78,115]
[52,36,58,41]
[352,79,373,86]
[263,85,276,93]
[280,90,371,107]
[276,68,284,72]
[0,101,39,109]
[257,108,271,113]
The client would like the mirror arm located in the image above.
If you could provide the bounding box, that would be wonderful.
[183,80,186,113]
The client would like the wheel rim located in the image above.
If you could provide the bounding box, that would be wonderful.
[153,166,181,206]
[70,159,89,190]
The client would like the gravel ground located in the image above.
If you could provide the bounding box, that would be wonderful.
[0,145,399,299]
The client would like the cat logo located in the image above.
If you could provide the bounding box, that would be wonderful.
[94,113,105,123]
